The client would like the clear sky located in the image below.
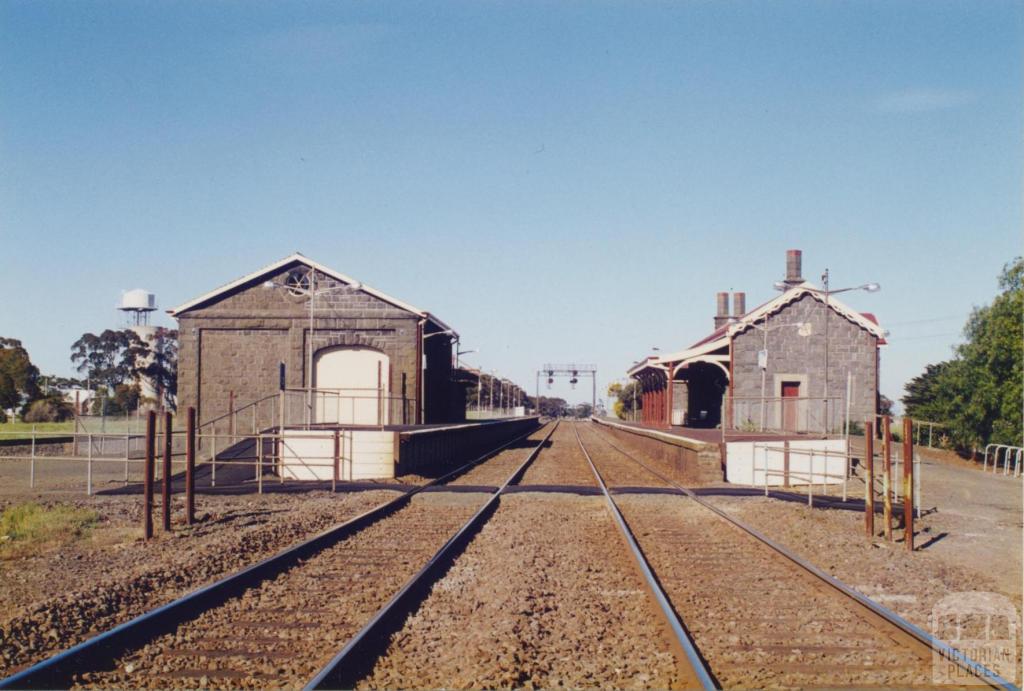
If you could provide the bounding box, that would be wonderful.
[1,1,1020,410]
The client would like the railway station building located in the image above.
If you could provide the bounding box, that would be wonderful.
[628,249,886,437]
[170,253,466,429]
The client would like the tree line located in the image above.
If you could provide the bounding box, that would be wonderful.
[0,328,178,423]
[902,258,1022,454]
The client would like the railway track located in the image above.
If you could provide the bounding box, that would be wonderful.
[576,422,1016,690]
[4,419,1013,689]
[0,423,556,690]
[335,418,709,690]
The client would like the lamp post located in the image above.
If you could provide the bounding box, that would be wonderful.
[775,271,879,432]
[263,269,358,428]
[746,321,805,431]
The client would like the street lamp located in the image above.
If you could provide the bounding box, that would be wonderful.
[745,321,805,431]
[775,269,880,432]
[263,270,359,428]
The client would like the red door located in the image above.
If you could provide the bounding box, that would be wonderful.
[781,381,800,432]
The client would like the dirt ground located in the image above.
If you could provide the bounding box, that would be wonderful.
[0,487,400,675]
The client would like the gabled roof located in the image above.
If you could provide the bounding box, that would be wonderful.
[168,253,455,334]
[653,282,885,367]
[627,355,667,377]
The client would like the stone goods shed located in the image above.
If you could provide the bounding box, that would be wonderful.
[170,253,464,429]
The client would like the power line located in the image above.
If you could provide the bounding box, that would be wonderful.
[884,315,965,327]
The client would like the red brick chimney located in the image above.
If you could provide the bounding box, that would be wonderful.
[784,249,804,287]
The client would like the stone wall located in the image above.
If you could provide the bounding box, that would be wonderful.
[593,418,723,484]
[731,293,878,429]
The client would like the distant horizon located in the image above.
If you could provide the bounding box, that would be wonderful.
[2,1,1020,413]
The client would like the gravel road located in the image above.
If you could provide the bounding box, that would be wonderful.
[356,493,684,690]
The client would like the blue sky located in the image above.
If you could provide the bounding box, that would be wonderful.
[1,1,1020,410]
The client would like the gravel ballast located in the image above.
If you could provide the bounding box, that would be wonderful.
[72,492,489,689]
[357,492,683,690]
[517,423,596,486]
[617,493,937,688]
[0,490,399,675]
[449,425,552,486]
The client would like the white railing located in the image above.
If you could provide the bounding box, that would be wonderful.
[0,426,352,496]
[983,444,1023,477]
[724,395,846,438]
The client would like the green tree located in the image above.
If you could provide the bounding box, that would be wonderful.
[902,258,1023,451]
[608,381,642,420]
[139,327,178,411]
[70,330,147,394]
[0,338,41,412]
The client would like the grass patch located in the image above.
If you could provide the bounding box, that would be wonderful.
[0,502,99,559]
[0,420,75,440]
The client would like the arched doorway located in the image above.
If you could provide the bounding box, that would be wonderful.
[313,346,390,425]
[686,361,729,428]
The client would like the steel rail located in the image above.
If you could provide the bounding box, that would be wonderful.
[0,422,549,691]
[588,423,1019,691]
[304,420,560,689]
[571,423,717,691]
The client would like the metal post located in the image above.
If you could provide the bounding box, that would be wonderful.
[333,429,340,491]
[928,423,933,448]
[87,433,93,496]
[762,444,769,496]
[228,390,236,444]
[903,417,914,551]
[760,324,768,431]
[915,453,922,519]
[186,407,195,525]
[842,443,848,503]
[844,371,852,443]
[307,269,315,429]
[211,427,217,488]
[865,420,875,538]
[808,449,813,507]
[377,360,383,429]
[257,433,263,495]
[823,268,830,436]
[783,440,790,488]
[29,429,35,489]
[162,411,172,532]
[882,415,893,541]
[124,433,130,484]
[73,391,80,457]
[144,411,155,540]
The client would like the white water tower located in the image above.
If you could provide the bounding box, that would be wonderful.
[119,290,159,402]
[119,289,157,326]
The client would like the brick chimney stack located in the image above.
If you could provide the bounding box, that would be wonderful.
[784,249,804,287]
[733,292,746,318]
[715,292,731,329]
